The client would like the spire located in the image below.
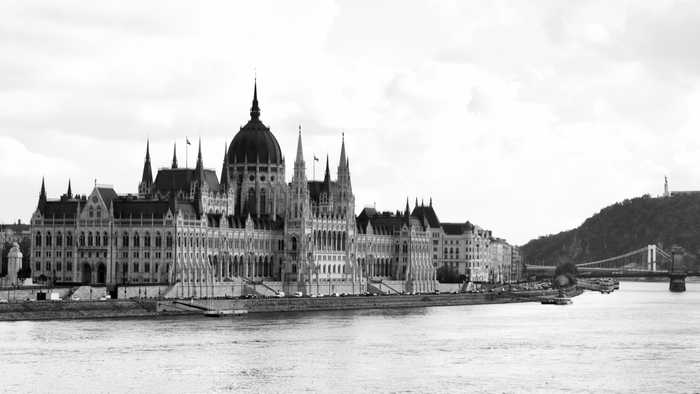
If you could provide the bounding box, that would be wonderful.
[250,78,260,120]
[415,197,418,209]
[66,179,72,199]
[171,142,178,169]
[196,139,203,167]
[295,125,304,164]
[195,138,205,183]
[405,197,410,216]
[339,132,347,168]
[38,177,47,209]
[141,140,153,186]
[292,126,307,185]
[221,141,230,189]
[429,197,433,207]
[323,154,331,184]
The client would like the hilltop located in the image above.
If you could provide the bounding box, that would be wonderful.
[521,194,700,265]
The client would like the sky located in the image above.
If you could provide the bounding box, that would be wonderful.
[2,0,700,245]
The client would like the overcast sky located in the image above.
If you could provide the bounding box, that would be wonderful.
[2,1,699,245]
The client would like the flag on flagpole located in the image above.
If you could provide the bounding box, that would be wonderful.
[186,138,191,145]
[313,155,319,161]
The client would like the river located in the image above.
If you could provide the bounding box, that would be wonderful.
[1,281,699,393]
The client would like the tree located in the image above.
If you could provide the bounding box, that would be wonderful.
[553,262,578,288]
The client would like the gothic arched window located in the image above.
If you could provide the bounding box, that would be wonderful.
[260,188,267,215]
[248,188,256,213]
[35,232,42,247]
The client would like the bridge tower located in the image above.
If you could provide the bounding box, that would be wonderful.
[647,245,657,271]
[669,246,686,292]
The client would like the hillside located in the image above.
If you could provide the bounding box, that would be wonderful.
[521,194,700,265]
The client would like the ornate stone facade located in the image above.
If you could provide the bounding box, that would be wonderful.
[29,83,440,296]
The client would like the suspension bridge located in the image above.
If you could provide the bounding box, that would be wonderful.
[525,245,697,292]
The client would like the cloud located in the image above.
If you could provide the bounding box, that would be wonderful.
[2,1,700,245]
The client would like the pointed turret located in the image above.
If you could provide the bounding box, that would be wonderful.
[66,179,73,199]
[295,125,304,165]
[250,78,260,120]
[140,140,153,187]
[336,133,353,198]
[429,197,433,207]
[323,154,331,186]
[38,177,47,210]
[404,197,410,216]
[220,141,230,190]
[194,138,206,189]
[339,132,347,168]
[292,125,307,185]
[195,139,203,173]
[171,143,178,169]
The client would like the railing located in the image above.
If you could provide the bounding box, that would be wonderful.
[241,276,280,295]
[576,246,650,267]
[370,278,401,294]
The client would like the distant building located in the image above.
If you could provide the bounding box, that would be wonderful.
[0,221,30,245]
[663,176,700,197]
[438,221,492,282]
[488,238,512,284]
[511,247,523,282]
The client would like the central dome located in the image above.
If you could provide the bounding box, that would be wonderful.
[228,82,283,165]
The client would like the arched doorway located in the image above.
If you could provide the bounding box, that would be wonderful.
[81,263,92,284]
[97,263,106,284]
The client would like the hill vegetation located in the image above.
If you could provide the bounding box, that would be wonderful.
[521,194,700,266]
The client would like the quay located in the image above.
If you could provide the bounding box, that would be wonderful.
[0,287,582,322]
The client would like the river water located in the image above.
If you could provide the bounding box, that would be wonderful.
[1,281,699,393]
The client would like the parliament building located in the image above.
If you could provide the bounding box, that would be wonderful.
[29,83,510,298]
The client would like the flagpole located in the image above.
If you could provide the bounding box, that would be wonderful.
[186,137,188,168]
[313,153,316,181]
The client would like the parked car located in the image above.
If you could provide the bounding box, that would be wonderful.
[293,291,303,298]
[331,292,340,297]
[0,298,8,304]
[274,291,285,298]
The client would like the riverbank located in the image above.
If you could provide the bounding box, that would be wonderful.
[0,288,583,321]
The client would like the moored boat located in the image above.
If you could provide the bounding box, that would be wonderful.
[203,309,248,317]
